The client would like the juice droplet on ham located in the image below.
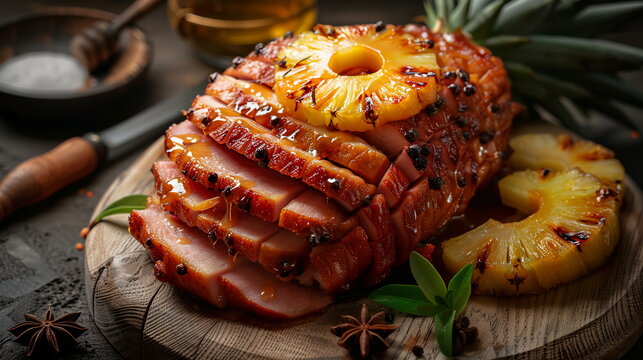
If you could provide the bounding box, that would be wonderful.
[176,237,192,245]
[259,284,277,302]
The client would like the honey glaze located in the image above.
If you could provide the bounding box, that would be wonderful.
[221,200,239,228]
[162,177,192,204]
[238,80,278,103]
[229,176,256,189]
[184,141,214,158]
[259,284,277,302]
[192,196,223,211]
[167,133,204,156]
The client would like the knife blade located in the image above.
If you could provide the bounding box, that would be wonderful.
[0,82,204,220]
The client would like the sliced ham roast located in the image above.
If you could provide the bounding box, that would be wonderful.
[187,95,376,209]
[130,24,517,318]
[152,160,369,292]
[129,205,332,319]
[130,204,236,308]
[165,120,306,222]
[205,74,390,184]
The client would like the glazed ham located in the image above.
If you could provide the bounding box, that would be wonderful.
[130,205,332,319]
[130,24,517,319]
[151,160,371,293]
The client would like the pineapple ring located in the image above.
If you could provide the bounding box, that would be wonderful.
[273,24,440,132]
[509,133,625,191]
[442,168,620,295]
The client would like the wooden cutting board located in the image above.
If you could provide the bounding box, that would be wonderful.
[84,137,643,360]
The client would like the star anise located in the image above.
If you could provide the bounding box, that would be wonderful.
[7,307,88,357]
[330,304,398,358]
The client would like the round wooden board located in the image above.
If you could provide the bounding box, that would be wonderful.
[85,137,643,360]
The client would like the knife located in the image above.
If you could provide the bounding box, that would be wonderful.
[0,83,204,220]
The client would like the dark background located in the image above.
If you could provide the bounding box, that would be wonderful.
[0,1,641,359]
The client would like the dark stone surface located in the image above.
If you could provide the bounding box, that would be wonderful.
[0,1,641,359]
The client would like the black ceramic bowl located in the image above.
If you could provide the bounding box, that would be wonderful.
[0,7,152,122]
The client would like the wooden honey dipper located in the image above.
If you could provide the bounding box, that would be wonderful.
[71,0,160,72]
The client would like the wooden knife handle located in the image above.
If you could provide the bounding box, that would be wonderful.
[0,137,100,220]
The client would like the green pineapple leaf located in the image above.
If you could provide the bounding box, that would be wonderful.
[534,73,592,99]
[449,0,471,29]
[493,0,556,35]
[422,0,643,133]
[551,2,643,37]
[464,0,510,40]
[563,73,643,109]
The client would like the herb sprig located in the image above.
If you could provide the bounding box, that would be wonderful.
[90,194,147,227]
[370,251,473,357]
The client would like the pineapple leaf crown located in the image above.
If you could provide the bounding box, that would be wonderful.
[423,0,643,135]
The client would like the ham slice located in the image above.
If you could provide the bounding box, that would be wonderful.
[129,205,238,308]
[130,205,332,319]
[166,121,306,222]
[310,226,372,293]
[221,35,295,88]
[223,58,275,87]
[279,189,357,241]
[188,96,375,209]
[259,230,310,278]
[152,161,281,262]
[153,161,354,288]
[206,73,283,126]
[206,75,390,184]
[376,164,410,208]
[357,194,396,286]
[220,261,332,320]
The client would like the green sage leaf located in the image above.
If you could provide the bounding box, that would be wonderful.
[409,251,447,304]
[435,308,456,358]
[446,263,474,316]
[369,284,437,316]
[91,194,147,226]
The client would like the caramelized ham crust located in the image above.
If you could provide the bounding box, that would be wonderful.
[130,205,332,319]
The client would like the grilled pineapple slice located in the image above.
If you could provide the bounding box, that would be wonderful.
[273,24,439,132]
[509,133,625,190]
[442,168,620,295]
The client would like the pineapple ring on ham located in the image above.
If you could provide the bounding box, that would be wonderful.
[509,133,625,193]
[273,24,440,132]
[442,168,620,295]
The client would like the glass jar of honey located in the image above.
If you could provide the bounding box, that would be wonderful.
[167,0,317,67]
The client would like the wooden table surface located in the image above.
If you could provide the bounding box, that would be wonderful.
[0,1,641,359]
